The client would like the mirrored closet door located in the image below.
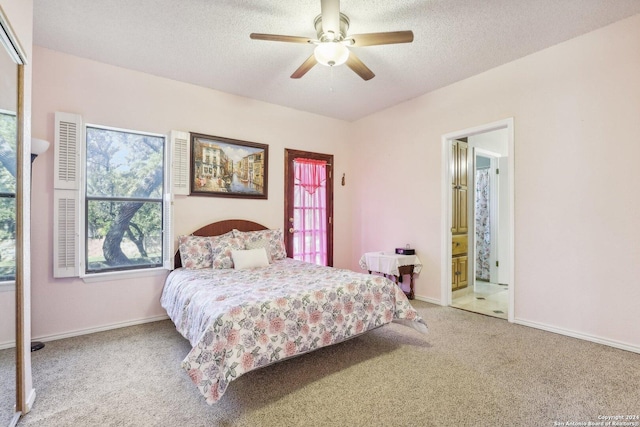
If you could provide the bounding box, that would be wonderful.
[0,5,26,426]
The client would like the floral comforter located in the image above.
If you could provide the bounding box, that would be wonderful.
[161,258,428,404]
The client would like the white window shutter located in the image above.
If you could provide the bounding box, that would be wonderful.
[53,190,79,277]
[54,112,82,190]
[53,111,82,277]
[170,130,190,196]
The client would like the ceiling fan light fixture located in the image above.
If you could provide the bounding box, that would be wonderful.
[314,42,349,67]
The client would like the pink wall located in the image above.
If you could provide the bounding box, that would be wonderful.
[9,11,639,354]
[27,47,352,341]
[351,14,640,350]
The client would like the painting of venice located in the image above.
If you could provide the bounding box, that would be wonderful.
[190,133,268,199]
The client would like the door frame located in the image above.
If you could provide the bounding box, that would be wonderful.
[441,118,515,322]
[284,149,334,266]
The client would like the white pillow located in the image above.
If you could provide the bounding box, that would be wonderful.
[231,248,270,270]
[244,238,273,263]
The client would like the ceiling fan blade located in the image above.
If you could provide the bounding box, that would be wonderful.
[250,33,313,44]
[321,0,340,35]
[349,30,414,47]
[291,54,318,79]
[346,52,375,81]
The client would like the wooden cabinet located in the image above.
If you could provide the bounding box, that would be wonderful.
[451,140,469,234]
[451,139,469,290]
[452,255,468,290]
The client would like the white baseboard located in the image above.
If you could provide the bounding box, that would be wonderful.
[514,318,640,354]
[9,412,20,427]
[410,296,639,354]
[33,314,170,344]
[26,388,36,413]
[1,315,170,350]
[0,340,15,350]
[7,389,35,427]
[413,294,442,306]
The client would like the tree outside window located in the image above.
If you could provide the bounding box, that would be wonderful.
[0,111,16,282]
[85,126,164,273]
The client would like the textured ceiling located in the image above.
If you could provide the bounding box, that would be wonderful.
[33,1,640,121]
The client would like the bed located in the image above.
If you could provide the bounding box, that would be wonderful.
[161,219,428,404]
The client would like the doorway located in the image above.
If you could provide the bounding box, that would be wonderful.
[441,119,514,322]
[284,149,334,266]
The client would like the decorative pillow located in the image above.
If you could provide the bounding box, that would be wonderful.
[178,235,212,269]
[233,228,287,260]
[209,234,246,269]
[244,238,273,263]
[231,248,270,270]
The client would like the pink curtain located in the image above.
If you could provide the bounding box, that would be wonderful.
[293,158,327,265]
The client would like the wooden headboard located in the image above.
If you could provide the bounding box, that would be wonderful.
[174,219,268,268]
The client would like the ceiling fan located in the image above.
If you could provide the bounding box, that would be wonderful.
[249,0,414,81]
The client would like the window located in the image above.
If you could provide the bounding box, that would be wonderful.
[53,112,177,279]
[0,110,16,282]
[84,126,165,273]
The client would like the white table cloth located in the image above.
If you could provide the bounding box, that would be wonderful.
[359,252,422,276]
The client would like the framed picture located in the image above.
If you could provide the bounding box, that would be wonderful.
[190,132,268,199]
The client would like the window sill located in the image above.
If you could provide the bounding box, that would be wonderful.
[82,267,168,284]
[0,281,15,293]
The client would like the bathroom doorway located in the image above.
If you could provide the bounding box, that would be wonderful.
[441,119,514,322]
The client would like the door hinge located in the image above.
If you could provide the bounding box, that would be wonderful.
[496,168,500,175]
[329,217,332,224]
[496,261,499,267]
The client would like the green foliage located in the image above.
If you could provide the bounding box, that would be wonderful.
[0,113,17,193]
[85,127,164,271]
[0,112,16,280]
[86,127,163,199]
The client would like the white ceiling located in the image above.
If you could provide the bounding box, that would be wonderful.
[33,1,640,121]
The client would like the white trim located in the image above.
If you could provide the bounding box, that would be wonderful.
[0,5,27,64]
[514,318,640,355]
[0,280,15,292]
[25,389,36,414]
[0,340,15,350]
[1,312,169,349]
[9,412,20,427]
[439,138,450,307]
[441,118,515,321]
[32,314,169,344]
[80,123,171,277]
[413,294,441,306]
[84,122,166,139]
[82,267,167,284]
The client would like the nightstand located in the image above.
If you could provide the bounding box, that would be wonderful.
[359,252,422,299]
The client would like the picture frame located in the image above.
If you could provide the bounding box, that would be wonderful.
[190,132,268,199]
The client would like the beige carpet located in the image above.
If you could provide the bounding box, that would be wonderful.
[0,348,16,426]
[5,301,640,426]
